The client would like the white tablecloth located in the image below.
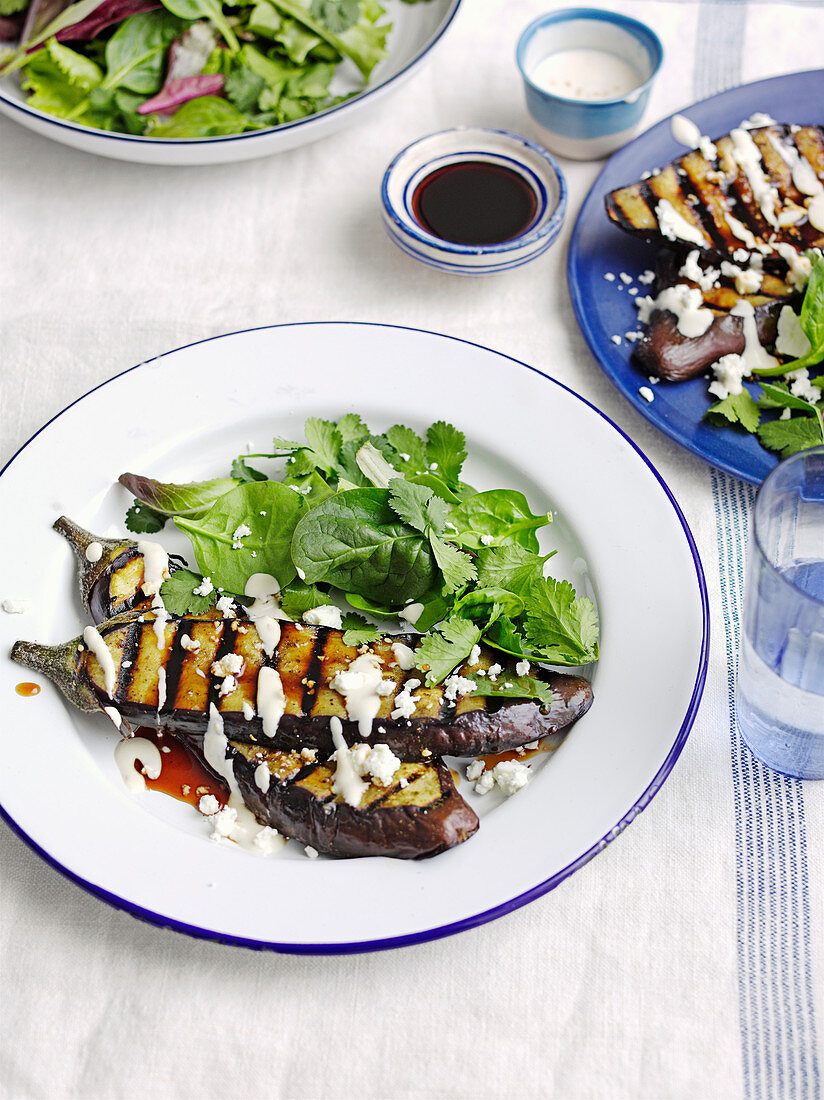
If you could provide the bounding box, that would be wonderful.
[1,2,822,1097]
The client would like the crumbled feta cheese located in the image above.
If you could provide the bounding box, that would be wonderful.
[708,354,747,400]
[192,575,214,597]
[466,759,486,781]
[443,674,477,702]
[215,594,236,617]
[2,599,28,614]
[639,386,655,402]
[679,249,720,292]
[210,806,238,840]
[486,663,503,682]
[492,760,531,797]
[603,272,616,282]
[242,701,255,720]
[252,826,281,855]
[474,771,495,795]
[611,335,622,345]
[638,269,655,285]
[787,368,822,404]
[618,272,633,285]
[302,605,343,629]
[211,653,244,678]
[515,660,530,677]
[180,634,200,652]
[467,644,482,667]
[391,678,421,719]
[218,675,237,697]
[479,534,495,546]
[199,794,220,816]
[360,743,402,786]
[305,845,319,859]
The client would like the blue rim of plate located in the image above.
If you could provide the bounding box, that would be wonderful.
[567,68,824,487]
[0,321,709,955]
[0,0,461,147]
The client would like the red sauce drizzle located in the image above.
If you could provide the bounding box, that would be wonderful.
[132,726,228,808]
[479,739,549,770]
[16,682,41,697]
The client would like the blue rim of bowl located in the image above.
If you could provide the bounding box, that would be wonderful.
[516,7,664,107]
[381,127,568,257]
[0,320,710,956]
[381,224,557,273]
[0,0,462,147]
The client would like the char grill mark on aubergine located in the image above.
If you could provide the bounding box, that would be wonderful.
[11,615,594,761]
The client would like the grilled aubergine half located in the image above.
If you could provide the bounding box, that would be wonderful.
[633,249,795,380]
[53,516,184,621]
[232,746,479,859]
[605,123,824,265]
[11,614,593,759]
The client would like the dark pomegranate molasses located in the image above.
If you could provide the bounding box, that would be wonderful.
[412,160,538,246]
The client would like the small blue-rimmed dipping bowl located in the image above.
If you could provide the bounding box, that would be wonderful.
[380,127,567,275]
[516,8,663,161]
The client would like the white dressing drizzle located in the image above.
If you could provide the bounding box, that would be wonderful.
[731,300,779,372]
[83,625,116,698]
[807,195,824,233]
[157,667,166,714]
[257,666,286,737]
[244,573,284,658]
[151,593,170,649]
[670,114,717,161]
[730,128,779,228]
[137,540,169,596]
[103,705,122,730]
[391,642,416,671]
[399,602,424,625]
[636,284,714,338]
[329,716,367,808]
[203,703,286,853]
[115,737,161,793]
[329,653,392,738]
[85,541,103,563]
[655,199,707,248]
[254,762,271,793]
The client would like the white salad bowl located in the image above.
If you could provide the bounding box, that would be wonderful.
[0,0,461,165]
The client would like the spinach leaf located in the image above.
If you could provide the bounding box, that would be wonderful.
[448,489,551,552]
[175,481,305,591]
[119,472,239,518]
[454,586,525,622]
[290,487,438,605]
[104,11,185,94]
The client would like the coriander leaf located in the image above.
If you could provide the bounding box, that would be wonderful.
[757,381,821,413]
[119,472,238,518]
[384,424,427,472]
[429,533,477,594]
[415,617,482,686]
[476,544,551,597]
[454,586,525,622]
[425,420,467,486]
[175,481,305,591]
[310,0,358,33]
[336,413,370,443]
[523,578,599,665]
[303,416,342,474]
[467,675,555,708]
[705,389,761,433]
[230,456,268,483]
[387,478,438,534]
[159,569,215,615]
[811,375,824,390]
[756,415,824,459]
[340,612,381,646]
[448,489,551,552]
[278,580,329,618]
[125,500,166,534]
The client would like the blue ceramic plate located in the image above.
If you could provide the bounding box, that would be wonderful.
[568,69,824,486]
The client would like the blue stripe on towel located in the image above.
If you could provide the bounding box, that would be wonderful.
[712,469,820,1100]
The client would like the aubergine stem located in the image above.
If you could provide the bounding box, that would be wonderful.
[53,516,137,616]
[10,637,101,713]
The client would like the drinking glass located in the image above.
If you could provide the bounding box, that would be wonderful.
[736,445,824,779]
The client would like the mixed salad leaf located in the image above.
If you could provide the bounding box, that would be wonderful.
[704,252,824,459]
[124,415,600,688]
[0,0,433,137]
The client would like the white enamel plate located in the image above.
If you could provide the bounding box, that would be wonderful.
[0,323,708,952]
